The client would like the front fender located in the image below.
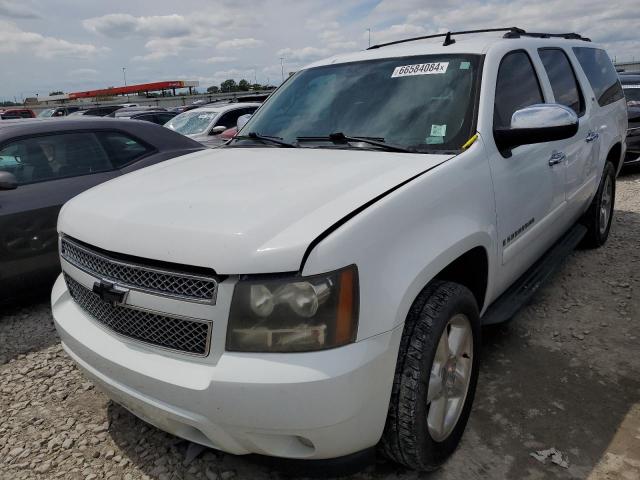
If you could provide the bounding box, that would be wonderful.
[302,143,498,341]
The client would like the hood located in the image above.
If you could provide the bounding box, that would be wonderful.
[59,147,451,274]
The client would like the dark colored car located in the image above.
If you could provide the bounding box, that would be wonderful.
[0,118,204,301]
[70,105,125,117]
[128,111,177,125]
[620,74,640,166]
[1,109,36,119]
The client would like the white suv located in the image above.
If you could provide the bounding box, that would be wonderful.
[52,28,627,471]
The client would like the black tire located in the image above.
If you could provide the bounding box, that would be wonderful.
[380,281,480,471]
[581,161,616,248]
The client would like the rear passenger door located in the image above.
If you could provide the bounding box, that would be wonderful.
[489,50,567,282]
[538,48,596,221]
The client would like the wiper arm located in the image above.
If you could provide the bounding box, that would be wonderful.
[234,132,297,148]
[296,132,414,153]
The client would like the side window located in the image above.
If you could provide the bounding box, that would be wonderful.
[0,133,112,185]
[494,51,544,129]
[96,131,152,168]
[539,49,584,115]
[156,113,175,125]
[572,47,624,107]
[216,109,244,130]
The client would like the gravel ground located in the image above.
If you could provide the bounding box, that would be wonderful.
[1,171,639,480]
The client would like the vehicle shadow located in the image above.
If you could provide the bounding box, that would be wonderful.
[0,287,58,365]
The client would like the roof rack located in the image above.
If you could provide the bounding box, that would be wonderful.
[503,30,591,42]
[366,27,590,50]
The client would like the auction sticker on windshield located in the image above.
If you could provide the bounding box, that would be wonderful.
[391,62,449,77]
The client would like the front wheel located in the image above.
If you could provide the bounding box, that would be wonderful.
[581,161,616,248]
[380,281,480,471]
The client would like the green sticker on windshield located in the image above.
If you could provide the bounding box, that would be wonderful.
[430,124,447,137]
[460,61,470,70]
[426,136,444,144]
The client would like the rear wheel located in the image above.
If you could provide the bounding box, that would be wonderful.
[380,281,480,471]
[581,161,616,248]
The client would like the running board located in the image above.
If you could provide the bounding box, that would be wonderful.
[481,223,587,325]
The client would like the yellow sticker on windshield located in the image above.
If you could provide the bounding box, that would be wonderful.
[391,62,449,77]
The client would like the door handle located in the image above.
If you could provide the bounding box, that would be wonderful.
[586,131,599,143]
[549,151,566,166]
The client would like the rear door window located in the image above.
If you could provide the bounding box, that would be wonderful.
[539,48,584,115]
[0,133,113,185]
[494,51,544,129]
[96,131,153,168]
[572,47,624,107]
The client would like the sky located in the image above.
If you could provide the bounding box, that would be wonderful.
[1,0,638,101]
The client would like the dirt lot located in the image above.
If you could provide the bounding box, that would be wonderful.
[1,171,639,480]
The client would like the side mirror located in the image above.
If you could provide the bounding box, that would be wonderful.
[494,104,579,153]
[210,125,227,135]
[0,171,18,190]
[237,114,252,131]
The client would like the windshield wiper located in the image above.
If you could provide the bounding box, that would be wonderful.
[234,132,297,148]
[296,132,414,153]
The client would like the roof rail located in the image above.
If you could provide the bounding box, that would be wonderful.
[367,27,524,50]
[503,30,591,42]
[367,27,589,50]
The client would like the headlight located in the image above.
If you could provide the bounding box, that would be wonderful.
[226,265,359,352]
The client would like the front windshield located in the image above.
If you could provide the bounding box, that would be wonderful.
[165,110,217,135]
[239,54,481,152]
[38,109,54,118]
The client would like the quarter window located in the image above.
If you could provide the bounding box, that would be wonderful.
[494,51,544,129]
[539,49,584,115]
[572,47,624,107]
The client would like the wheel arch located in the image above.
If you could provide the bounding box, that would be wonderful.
[395,235,494,330]
[606,142,623,175]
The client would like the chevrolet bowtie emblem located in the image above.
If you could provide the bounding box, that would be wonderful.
[92,280,129,305]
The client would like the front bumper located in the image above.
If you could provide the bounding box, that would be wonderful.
[51,274,401,459]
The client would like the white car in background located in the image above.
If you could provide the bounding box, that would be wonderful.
[165,103,261,145]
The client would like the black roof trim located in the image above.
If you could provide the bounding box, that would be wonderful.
[367,27,590,50]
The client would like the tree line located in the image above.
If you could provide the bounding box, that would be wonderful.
[206,79,274,94]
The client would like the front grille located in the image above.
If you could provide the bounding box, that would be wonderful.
[60,237,217,303]
[65,274,211,356]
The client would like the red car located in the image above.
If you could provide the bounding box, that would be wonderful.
[0,108,36,119]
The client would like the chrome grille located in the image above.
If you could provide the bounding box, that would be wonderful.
[60,237,217,303]
[64,274,211,356]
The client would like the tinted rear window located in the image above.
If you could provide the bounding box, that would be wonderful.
[573,47,624,107]
[539,49,584,115]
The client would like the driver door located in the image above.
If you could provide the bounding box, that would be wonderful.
[488,50,567,289]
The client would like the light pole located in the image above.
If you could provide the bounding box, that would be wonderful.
[280,57,285,83]
[367,28,371,48]
[122,67,129,101]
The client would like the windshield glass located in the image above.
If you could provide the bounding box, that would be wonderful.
[38,109,54,117]
[239,54,481,152]
[165,110,218,135]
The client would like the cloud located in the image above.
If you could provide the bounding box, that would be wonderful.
[200,56,237,64]
[367,24,427,45]
[83,13,191,38]
[0,20,107,59]
[217,38,263,49]
[277,46,330,61]
[68,68,99,77]
[0,0,39,19]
